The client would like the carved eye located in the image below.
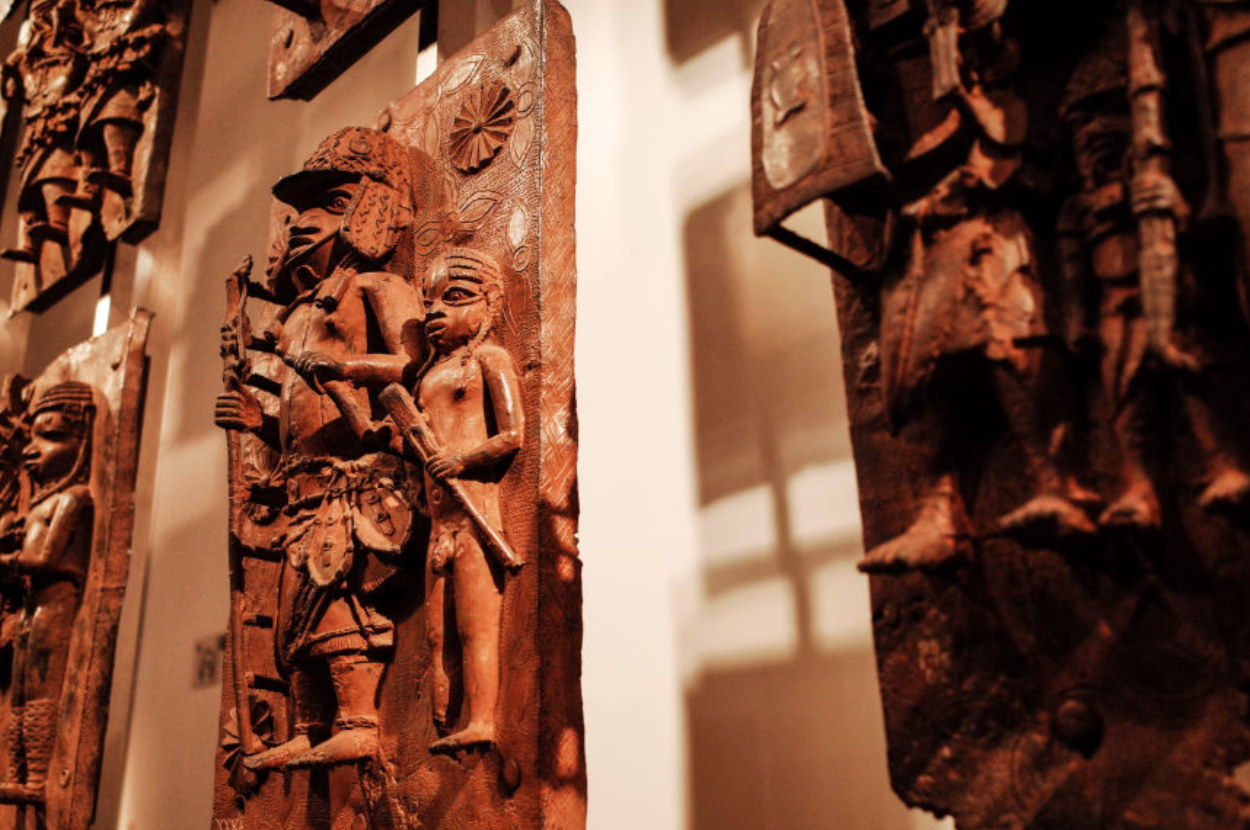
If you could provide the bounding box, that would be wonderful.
[444,287,473,303]
[325,190,354,213]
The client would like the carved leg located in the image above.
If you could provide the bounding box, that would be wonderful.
[994,361,1097,536]
[34,182,72,244]
[86,121,143,200]
[1101,393,1162,530]
[426,546,450,734]
[20,698,55,799]
[243,667,327,771]
[4,707,23,786]
[57,145,103,214]
[287,656,381,768]
[0,212,40,264]
[430,533,502,753]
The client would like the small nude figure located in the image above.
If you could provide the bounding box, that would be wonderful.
[293,247,524,754]
[414,248,522,753]
[0,382,94,804]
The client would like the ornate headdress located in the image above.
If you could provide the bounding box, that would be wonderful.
[272,127,415,263]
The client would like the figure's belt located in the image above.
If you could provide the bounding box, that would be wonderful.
[277,455,403,512]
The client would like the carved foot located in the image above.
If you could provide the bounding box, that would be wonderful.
[1099,488,1162,531]
[1000,495,1097,537]
[1065,477,1102,507]
[56,191,99,212]
[86,169,134,199]
[1199,468,1250,512]
[25,222,67,244]
[859,524,961,573]
[428,723,496,755]
[242,734,312,772]
[286,727,379,768]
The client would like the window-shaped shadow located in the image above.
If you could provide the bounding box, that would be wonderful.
[681,182,926,830]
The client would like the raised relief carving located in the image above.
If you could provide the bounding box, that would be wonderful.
[2,0,189,313]
[0,312,151,830]
[448,82,516,174]
[753,1,1250,827]
[212,3,582,828]
[261,0,426,101]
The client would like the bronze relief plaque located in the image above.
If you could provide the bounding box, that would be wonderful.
[0,310,151,829]
[4,0,190,313]
[212,2,583,828]
[263,0,426,101]
[752,0,1250,827]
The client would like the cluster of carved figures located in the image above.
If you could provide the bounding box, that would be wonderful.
[0,0,180,297]
[0,378,94,816]
[755,0,1250,573]
[755,0,1250,825]
[216,126,524,777]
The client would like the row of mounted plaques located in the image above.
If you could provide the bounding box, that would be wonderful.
[0,1,584,829]
[25,0,1250,828]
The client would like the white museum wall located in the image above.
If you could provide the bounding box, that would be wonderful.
[0,0,951,828]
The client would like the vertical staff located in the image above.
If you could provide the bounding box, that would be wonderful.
[221,256,262,763]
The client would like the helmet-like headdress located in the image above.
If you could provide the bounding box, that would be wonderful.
[273,127,415,263]
[32,381,95,419]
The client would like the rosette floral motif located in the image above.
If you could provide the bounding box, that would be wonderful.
[449,82,516,174]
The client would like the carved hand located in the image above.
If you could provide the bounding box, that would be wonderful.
[214,389,264,433]
[1131,170,1189,225]
[290,353,346,391]
[426,453,466,481]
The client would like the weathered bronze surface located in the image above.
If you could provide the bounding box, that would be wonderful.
[2,0,189,313]
[0,310,151,830]
[212,2,583,827]
[753,0,1250,826]
[261,0,425,100]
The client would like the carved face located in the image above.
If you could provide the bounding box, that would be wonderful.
[23,410,85,485]
[282,179,360,281]
[423,266,493,353]
[1073,115,1131,190]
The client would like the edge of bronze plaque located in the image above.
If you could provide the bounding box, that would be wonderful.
[267,0,427,101]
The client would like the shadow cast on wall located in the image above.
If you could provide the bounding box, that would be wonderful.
[680,183,926,830]
[663,0,765,65]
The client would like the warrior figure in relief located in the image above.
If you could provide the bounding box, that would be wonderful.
[214,127,426,771]
[856,0,1095,571]
[0,383,95,807]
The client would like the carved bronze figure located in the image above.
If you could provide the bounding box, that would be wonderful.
[753,0,1250,826]
[2,0,188,313]
[0,312,150,830]
[212,3,582,828]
